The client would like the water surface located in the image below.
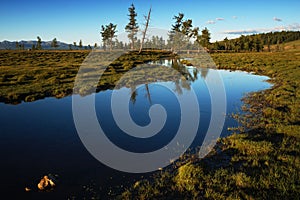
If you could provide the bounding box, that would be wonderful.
[0,60,271,198]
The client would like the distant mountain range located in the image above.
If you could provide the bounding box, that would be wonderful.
[0,40,89,50]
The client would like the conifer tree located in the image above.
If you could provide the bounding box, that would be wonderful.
[51,38,59,49]
[101,23,117,51]
[125,4,139,50]
[200,27,211,49]
[79,40,83,49]
[15,41,19,50]
[37,36,42,50]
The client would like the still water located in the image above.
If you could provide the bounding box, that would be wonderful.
[0,60,271,198]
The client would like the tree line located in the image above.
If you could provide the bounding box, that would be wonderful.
[14,3,300,52]
[15,36,60,50]
[100,4,211,53]
[211,31,300,52]
[100,4,300,53]
[25,29,298,52]
[100,4,152,52]
[15,37,95,50]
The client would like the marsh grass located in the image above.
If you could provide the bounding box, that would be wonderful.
[1,48,299,199]
[0,50,175,104]
[120,49,300,199]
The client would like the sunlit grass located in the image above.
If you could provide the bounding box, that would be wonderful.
[0,50,175,103]
[121,50,300,199]
[1,48,299,198]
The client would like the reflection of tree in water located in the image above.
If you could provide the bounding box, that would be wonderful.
[144,84,152,104]
[170,58,199,93]
[128,59,200,104]
[0,55,201,105]
[130,83,152,104]
[199,67,209,79]
[130,85,138,104]
[156,59,165,65]
[171,59,198,81]
[193,68,198,80]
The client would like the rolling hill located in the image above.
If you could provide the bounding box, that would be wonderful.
[0,40,89,50]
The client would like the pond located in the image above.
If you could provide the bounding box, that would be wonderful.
[0,59,271,199]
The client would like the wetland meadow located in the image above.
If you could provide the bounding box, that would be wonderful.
[0,47,299,199]
[1,1,300,199]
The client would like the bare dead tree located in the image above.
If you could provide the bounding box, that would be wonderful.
[139,7,151,54]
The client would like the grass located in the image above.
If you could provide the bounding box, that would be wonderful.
[264,39,300,52]
[119,49,300,199]
[0,50,87,103]
[0,50,175,104]
[0,47,299,199]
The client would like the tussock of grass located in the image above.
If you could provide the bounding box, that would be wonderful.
[175,162,204,193]
[225,133,273,156]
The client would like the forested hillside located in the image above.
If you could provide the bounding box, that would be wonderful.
[211,31,300,52]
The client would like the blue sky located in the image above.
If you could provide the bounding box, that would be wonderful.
[1,0,299,45]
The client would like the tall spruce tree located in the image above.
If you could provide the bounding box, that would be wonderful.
[168,13,196,52]
[125,4,139,50]
[200,27,211,49]
[79,40,83,49]
[51,38,59,49]
[101,23,117,51]
[15,41,19,50]
[37,36,42,50]
[100,25,107,50]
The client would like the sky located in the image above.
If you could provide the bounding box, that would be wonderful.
[1,0,299,45]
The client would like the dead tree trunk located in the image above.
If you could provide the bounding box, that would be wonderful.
[139,7,151,54]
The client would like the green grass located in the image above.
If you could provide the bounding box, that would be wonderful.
[120,50,300,199]
[1,49,299,199]
[0,50,87,103]
[265,39,300,52]
[0,50,175,104]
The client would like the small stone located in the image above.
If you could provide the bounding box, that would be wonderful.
[37,175,55,191]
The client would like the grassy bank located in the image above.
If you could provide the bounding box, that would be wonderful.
[0,50,87,103]
[120,50,300,199]
[1,49,299,199]
[0,50,175,104]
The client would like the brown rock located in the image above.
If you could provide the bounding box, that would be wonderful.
[37,175,55,191]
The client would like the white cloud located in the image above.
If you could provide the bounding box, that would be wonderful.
[222,23,300,35]
[273,17,282,22]
[222,29,260,35]
[216,17,225,21]
[206,20,216,24]
[232,16,238,19]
